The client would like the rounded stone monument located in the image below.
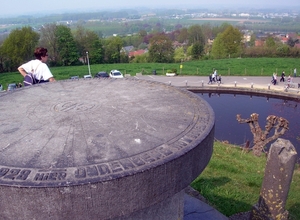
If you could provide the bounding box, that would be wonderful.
[0,78,215,220]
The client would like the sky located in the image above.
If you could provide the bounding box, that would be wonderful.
[1,0,300,17]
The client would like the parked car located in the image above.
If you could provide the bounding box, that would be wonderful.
[7,83,17,91]
[94,71,109,78]
[84,75,92,79]
[109,70,124,78]
[70,76,79,80]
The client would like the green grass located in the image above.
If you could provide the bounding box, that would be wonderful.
[191,142,300,219]
[1,57,299,90]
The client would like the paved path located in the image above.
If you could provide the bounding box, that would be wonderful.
[133,75,300,98]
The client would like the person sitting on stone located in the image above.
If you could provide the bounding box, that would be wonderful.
[18,47,56,85]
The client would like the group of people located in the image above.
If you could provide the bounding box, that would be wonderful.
[272,69,296,85]
[208,69,222,84]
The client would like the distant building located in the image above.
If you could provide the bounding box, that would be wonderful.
[128,49,148,58]
[121,46,134,54]
[280,36,289,44]
[255,39,264,47]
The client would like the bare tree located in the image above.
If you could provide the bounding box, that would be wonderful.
[236,113,289,156]
[39,23,59,66]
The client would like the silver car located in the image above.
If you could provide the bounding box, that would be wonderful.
[109,70,124,78]
[7,83,17,91]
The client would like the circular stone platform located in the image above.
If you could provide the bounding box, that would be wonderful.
[0,78,215,219]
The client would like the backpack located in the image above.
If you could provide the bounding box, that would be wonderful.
[23,62,41,86]
[23,73,37,86]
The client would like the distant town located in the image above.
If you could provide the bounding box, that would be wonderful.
[0,7,299,74]
[0,7,299,36]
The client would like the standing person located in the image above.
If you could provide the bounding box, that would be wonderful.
[287,74,292,82]
[294,68,297,77]
[286,74,292,88]
[280,71,285,82]
[213,69,217,82]
[217,74,222,84]
[208,73,213,84]
[18,47,55,85]
[272,73,277,85]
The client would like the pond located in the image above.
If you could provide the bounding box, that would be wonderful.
[197,92,300,163]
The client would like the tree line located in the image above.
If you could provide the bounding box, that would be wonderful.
[0,22,299,73]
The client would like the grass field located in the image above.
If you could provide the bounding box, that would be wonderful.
[0,57,299,90]
[192,142,300,219]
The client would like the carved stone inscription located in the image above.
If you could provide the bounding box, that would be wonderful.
[53,101,97,113]
[0,168,31,181]
[75,144,173,179]
[0,97,211,187]
[34,170,67,181]
[0,129,204,186]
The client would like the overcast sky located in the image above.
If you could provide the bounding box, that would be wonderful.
[2,0,300,17]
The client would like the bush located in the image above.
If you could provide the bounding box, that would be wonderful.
[166,68,177,73]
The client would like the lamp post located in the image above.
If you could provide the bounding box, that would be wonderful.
[86,51,91,76]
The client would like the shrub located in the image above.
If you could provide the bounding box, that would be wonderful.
[166,68,177,73]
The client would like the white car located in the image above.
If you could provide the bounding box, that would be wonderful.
[83,75,92,79]
[109,70,124,78]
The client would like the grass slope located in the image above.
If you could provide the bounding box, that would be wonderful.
[191,142,300,219]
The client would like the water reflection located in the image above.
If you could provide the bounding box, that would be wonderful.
[197,92,300,163]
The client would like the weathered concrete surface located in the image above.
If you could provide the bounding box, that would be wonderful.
[0,78,215,220]
[250,138,297,220]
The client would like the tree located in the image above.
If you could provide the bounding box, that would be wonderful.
[174,47,185,63]
[104,36,123,63]
[211,25,243,59]
[221,26,243,57]
[266,36,276,48]
[212,23,231,38]
[55,25,79,66]
[130,53,148,63]
[138,30,147,39]
[187,25,205,46]
[191,42,204,60]
[211,33,226,59]
[187,25,205,59]
[39,23,59,66]
[74,25,104,64]
[248,33,256,47]
[148,33,174,63]
[201,23,213,42]
[236,113,289,156]
[177,27,188,43]
[89,38,105,64]
[1,26,39,71]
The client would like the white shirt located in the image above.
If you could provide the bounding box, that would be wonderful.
[19,59,53,81]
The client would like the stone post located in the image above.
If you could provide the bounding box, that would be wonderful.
[250,138,297,220]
